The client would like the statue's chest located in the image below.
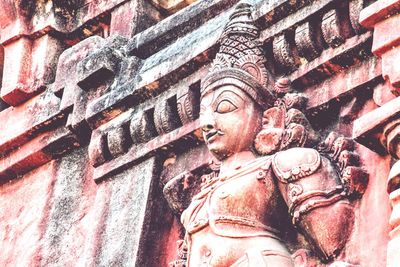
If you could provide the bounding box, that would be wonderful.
[208,166,275,213]
[181,157,278,230]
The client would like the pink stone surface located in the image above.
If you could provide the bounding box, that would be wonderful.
[359,0,400,28]
[0,162,56,266]
[345,146,391,266]
[1,38,33,105]
[357,2,400,266]
[382,46,400,87]
[372,14,400,56]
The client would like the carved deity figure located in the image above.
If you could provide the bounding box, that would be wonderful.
[165,3,368,266]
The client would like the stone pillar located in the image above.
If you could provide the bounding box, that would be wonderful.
[382,120,400,266]
[359,2,400,265]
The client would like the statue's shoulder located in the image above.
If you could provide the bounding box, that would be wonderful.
[272,147,321,183]
[246,154,273,171]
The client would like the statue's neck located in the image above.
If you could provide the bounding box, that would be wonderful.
[219,150,257,176]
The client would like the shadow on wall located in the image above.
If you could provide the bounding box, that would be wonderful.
[0,44,8,112]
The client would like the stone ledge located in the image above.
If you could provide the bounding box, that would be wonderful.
[0,126,80,182]
[359,0,400,29]
[305,56,381,110]
[127,0,240,58]
[0,89,65,155]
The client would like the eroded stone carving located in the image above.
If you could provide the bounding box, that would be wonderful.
[295,21,323,62]
[164,3,368,266]
[273,33,300,71]
[154,97,182,135]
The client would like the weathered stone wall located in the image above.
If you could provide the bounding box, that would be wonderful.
[0,0,399,266]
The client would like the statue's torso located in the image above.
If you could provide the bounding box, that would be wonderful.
[181,156,293,266]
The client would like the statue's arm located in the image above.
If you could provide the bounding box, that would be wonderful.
[271,147,367,262]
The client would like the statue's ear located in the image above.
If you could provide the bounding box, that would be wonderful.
[255,104,321,155]
[254,106,286,155]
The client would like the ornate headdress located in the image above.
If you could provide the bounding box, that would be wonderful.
[201,2,276,108]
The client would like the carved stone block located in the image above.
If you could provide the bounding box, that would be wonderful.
[382,119,400,160]
[88,132,110,167]
[349,0,367,34]
[154,98,182,135]
[77,45,119,91]
[130,111,158,143]
[176,84,200,125]
[107,124,132,157]
[54,36,105,108]
[322,9,344,48]
[272,33,300,71]
[295,21,323,61]
[1,33,67,106]
[321,7,353,48]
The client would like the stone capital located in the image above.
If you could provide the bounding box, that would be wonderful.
[360,0,400,90]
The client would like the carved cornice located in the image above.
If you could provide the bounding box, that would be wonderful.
[85,0,374,181]
[92,120,201,181]
[0,0,377,182]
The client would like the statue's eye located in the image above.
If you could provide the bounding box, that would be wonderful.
[216,100,237,113]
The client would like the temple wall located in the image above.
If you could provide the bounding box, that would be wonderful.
[0,0,400,266]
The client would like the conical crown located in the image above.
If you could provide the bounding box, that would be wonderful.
[201,2,275,108]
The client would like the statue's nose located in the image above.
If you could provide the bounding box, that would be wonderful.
[202,123,214,132]
[200,110,216,132]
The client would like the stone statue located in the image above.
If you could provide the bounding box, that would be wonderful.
[165,3,368,266]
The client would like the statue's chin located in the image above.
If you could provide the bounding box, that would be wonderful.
[208,146,232,161]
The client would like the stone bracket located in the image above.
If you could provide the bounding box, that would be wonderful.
[77,37,127,91]
[295,21,324,62]
[0,89,66,155]
[1,36,66,106]
[353,96,400,154]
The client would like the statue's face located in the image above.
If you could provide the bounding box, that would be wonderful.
[200,85,263,160]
